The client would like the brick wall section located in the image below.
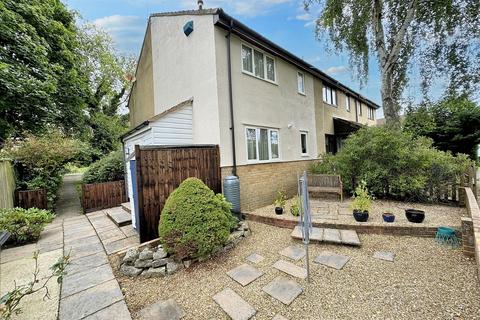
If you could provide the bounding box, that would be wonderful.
[463,187,480,279]
[462,217,475,257]
[221,160,315,211]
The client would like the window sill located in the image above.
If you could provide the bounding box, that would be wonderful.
[323,102,338,108]
[301,154,310,158]
[246,158,282,164]
[297,91,306,96]
[242,70,278,86]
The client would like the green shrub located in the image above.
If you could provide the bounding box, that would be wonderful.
[2,131,83,207]
[290,196,300,216]
[158,178,237,260]
[82,150,124,184]
[309,127,473,201]
[0,208,55,245]
[350,181,373,212]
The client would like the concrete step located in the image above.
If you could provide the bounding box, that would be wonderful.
[291,226,361,246]
[106,207,132,227]
[121,202,131,214]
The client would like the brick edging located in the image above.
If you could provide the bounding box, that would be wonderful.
[244,212,443,237]
[462,187,480,280]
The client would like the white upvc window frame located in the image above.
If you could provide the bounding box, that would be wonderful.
[300,130,309,156]
[241,43,276,84]
[323,84,337,106]
[245,126,280,163]
[297,71,305,95]
[345,95,351,112]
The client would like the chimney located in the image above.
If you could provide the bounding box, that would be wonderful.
[198,0,204,10]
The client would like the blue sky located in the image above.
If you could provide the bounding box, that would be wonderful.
[64,0,434,118]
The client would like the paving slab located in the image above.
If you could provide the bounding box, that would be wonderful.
[121,225,138,237]
[61,263,115,298]
[262,276,303,305]
[314,252,350,270]
[323,228,342,244]
[246,253,265,264]
[373,251,395,262]
[212,288,256,320]
[310,227,324,241]
[227,263,264,286]
[272,260,307,279]
[59,279,124,320]
[339,229,361,246]
[67,241,105,261]
[279,245,306,261]
[65,251,109,274]
[104,236,139,254]
[137,299,184,320]
[83,301,132,320]
[291,226,302,239]
[98,228,126,242]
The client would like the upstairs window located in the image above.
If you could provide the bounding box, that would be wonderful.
[368,107,375,120]
[323,85,337,106]
[246,127,279,162]
[297,72,305,94]
[355,99,362,116]
[346,96,351,112]
[242,44,275,82]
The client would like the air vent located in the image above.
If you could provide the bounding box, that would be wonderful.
[183,21,194,36]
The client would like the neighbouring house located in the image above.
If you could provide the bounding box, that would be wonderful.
[122,7,380,217]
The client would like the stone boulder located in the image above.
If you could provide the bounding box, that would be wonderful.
[139,248,154,260]
[123,248,139,265]
[121,264,143,277]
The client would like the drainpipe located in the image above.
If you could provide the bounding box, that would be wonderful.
[227,20,237,176]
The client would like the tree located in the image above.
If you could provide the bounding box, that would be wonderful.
[0,0,90,142]
[305,0,480,126]
[404,95,480,160]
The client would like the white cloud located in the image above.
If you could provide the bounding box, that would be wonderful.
[295,13,312,21]
[93,15,146,53]
[325,66,349,74]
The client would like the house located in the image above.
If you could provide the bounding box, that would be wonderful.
[123,7,380,216]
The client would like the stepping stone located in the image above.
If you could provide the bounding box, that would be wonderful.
[246,253,264,264]
[227,264,263,286]
[310,227,324,241]
[272,260,307,279]
[137,298,184,320]
[106,208,132,227]
[83,300,132,320]
[291,226,302,239]
[273,315,288,320]
[314,252,350,270]
[373,251,395,262]
[323,229,341,244]
[279,246,306,261]
[212,288,256,320]
[340,230,361,246]
[262,276,303,305]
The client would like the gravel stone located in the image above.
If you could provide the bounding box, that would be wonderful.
[115,221,480,319]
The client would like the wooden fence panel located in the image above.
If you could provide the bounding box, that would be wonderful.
[135,145,221,243]
[16,189,48,210]
[81,181,127,213]
[0,160,15,209]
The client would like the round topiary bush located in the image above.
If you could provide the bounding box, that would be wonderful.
[158,177,237,260]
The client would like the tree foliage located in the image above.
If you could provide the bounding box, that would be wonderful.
[404,95,480,160]
[305,0,480,125]
[82,150,124,184]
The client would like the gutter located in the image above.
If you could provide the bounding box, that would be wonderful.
[227,19,237,176]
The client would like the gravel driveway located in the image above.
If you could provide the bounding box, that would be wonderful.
[116,222,480,319]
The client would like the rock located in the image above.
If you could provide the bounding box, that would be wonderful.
[139,248,154,260]
[166,261,183,274]
[121,264,143,277]
[143,267,166,278]
[135,259,153,268]
[123,248,139,265]
[183,260,192,268]
[238,221,249,231]
[153,247,168,260]
[152,258,168,268]
[244,229,251,237]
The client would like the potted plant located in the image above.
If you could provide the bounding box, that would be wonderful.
[273,190,286,215]
[350,181,372,222]
[405,209,425,223]
[290,196,300,216]
[382,209,395,223]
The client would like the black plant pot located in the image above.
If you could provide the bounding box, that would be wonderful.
[405,209,425,223]
[382,213,395,223]
[353,210,369,222]
[275,207,284,215]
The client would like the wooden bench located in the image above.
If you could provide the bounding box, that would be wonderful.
[307,174,343,201]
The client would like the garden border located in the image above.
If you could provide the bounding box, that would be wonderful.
[461,187,480,279]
